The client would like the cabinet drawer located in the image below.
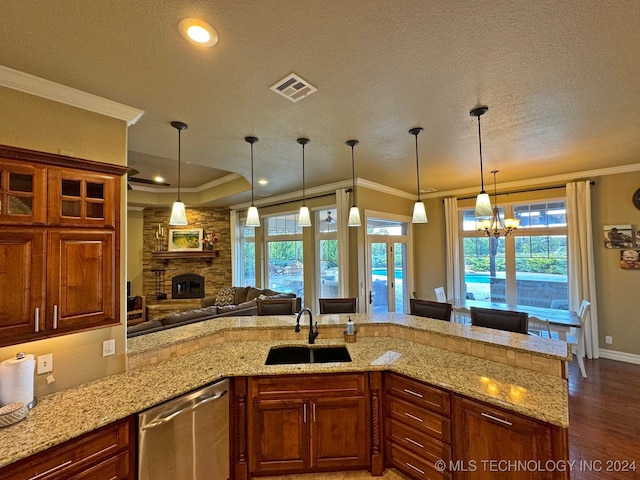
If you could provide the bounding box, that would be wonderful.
[69,451,130,480]
[388,442,451,480]
[386,373,450,415]
[387,397,451,443]
[0,418,131,480]
[250,373,365,398]
[386,417,451,464]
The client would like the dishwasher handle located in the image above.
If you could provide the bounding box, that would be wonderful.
[140,389,228,431]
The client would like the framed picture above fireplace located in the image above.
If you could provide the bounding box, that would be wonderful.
[168,228,203,251]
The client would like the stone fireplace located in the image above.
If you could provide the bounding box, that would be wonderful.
[172,273,205,299]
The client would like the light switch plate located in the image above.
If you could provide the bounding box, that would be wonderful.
[37,354,53,374]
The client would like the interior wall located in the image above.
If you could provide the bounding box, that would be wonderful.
[127,209,144,296]
[412,197,447,301]
[591,171,640,357]
[0,86,128,396]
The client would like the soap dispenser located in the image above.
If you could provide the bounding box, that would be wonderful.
[345,316,357,343]
[346,316,355,335]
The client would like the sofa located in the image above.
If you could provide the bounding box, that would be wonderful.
[127,286,301,338]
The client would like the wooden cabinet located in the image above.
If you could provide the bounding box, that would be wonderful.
[452,395,568,480]
[48,168,117,228]
[0,145,125,347]
[0,416,135,480]
[0,159,47,225]
[384,372,452,480]
[248,373,369,476]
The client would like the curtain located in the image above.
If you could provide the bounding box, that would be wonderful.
[336,188,350,297]
[566,181,599,358]
[443,197,463,300]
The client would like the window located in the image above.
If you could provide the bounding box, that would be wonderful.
[236,216,256,287]
[461,200,568,309]
[265,213,304,299]
[317,208,338,299]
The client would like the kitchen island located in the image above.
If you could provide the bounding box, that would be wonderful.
[0,312,571,478]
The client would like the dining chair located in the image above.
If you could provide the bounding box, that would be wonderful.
[435,286,469,323]
[528,317,552,338]
[318,297,358,314]
[257,298,298,315]
[567,300,590,378]
[410,299,453,322]
[470,307,529,334]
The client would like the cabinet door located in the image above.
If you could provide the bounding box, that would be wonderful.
[311,396,369,470]
[452,395,568,480]
[0,160,47,225]
[48,168,117,227]
[0,229,46,345]
[47,230,117,331]
[250,399,308,474]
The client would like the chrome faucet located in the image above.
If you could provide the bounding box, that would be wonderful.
[295,307,319,344]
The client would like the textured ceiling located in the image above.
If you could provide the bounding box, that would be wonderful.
[1,0,640,206]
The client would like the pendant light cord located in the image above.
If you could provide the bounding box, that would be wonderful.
[177,128,182,201]
[351,145,357,206]
[302,143,306,205]
[414,132,421,201]
[477,114,485,193]
[250,142,255,206]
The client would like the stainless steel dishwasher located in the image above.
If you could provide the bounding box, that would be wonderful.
[138,378,230,480]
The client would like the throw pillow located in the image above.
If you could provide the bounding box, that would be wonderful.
[214,287,236,306]
[245,287,263,302]
[234,286,250,305]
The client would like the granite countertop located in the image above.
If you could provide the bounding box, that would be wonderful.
[0,314,570,469]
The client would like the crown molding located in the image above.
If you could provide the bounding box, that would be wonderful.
[0,65,144,126]
[424,162,640,200]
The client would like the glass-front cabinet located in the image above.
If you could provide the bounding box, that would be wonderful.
[0,160,47,224]
[0,145,126,347]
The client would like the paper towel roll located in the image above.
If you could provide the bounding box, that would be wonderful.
[0,353,35,408]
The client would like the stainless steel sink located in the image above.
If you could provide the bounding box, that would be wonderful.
[265,345,352,365]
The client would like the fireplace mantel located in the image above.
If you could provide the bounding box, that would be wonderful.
[151,250,220,266]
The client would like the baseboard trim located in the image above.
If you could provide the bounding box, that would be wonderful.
[598,348,640,365]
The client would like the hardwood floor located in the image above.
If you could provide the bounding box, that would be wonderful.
[256,358,640,480]
[568,357,640,480]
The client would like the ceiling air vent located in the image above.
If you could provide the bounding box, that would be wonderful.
[270,73,317,103]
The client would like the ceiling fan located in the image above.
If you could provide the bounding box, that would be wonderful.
[127,169,170,190]
[323,211,334,224]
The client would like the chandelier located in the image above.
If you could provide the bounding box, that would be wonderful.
[476,170,520,237]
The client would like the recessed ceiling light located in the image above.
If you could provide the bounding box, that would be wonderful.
[178,18,218,47]
[153,176,164,183]
[258,178,269,185]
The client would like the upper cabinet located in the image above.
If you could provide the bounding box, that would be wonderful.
[0,145,127,347]
[0,159,47,225]
[48,168,117,227]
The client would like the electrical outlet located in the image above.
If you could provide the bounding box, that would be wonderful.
[37,354,53,374]
[103,339,116,357]
[605,336,613,344]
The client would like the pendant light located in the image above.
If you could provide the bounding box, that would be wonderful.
[169,121,188,226]
[477,170,520,237]
[470,106,493,217]
[297,137,311,227]
[244,136,260,227]
[346,139,361,227]
[409,127,428,223]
